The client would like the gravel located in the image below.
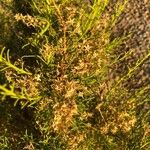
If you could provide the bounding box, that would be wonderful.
[109,0,150,90]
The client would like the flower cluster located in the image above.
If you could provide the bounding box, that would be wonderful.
[14,13,46,28]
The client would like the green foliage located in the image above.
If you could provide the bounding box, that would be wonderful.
[0,0,149,149]
[0,129,11,150]
[0,48,31,75]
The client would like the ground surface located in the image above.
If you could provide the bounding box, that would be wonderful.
[110,0,150,88]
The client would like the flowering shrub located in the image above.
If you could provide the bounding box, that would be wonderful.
[0,0,149,149]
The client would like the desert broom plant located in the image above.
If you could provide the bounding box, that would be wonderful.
[14,0,150,149]
[0,0,149,149]
[0,47,41,108]
[0,47,31,75]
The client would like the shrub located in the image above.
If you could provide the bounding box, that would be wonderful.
[0,0,149,149]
